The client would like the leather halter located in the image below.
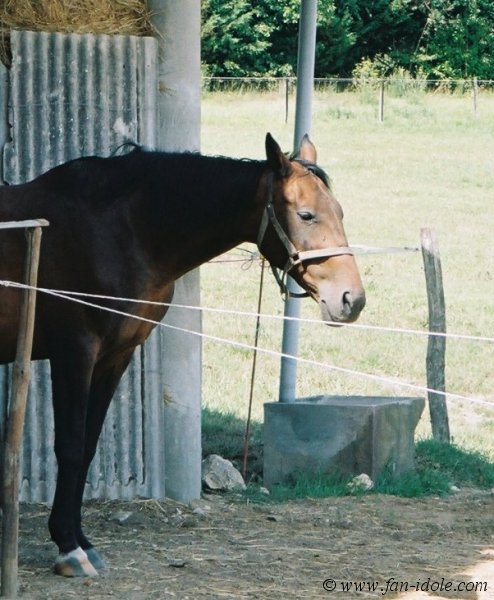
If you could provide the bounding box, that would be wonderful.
[256,172,354,298]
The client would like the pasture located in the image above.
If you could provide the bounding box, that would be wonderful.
[200,87,494,455]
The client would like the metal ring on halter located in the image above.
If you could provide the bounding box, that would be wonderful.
[256,173,354,299]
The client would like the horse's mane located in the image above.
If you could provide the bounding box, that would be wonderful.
[34,146,265,210]
[288,151,331,189]
[35,148,146,203]
[34,146,331,208]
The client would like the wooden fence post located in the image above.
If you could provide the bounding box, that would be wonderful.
[420,227,450,443]
[284,77,289,123]
[473,76,479,118]
[378,79,385,123]
[1,221,47,598]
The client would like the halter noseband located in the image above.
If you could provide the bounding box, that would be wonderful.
[256,172,354,299]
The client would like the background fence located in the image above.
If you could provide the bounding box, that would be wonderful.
[202,76,494,94]
[202,76,494,122]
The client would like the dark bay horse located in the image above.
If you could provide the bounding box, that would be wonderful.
[0,133,365,576]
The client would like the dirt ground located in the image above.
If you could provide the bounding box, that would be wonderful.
[12,489,494,599]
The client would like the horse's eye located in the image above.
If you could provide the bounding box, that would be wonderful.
[297,210,315,222]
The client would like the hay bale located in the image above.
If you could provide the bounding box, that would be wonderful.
[0,0,153,36]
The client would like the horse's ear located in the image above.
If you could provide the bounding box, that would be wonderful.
[265,132,292,178]
[296,134,317,164]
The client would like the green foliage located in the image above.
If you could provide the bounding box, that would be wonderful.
[201,0,494,79]
[201,0,272,76]
[412,0,494,79]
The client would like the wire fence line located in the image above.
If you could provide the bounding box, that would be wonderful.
[0,279,492,409]
[202,76,494,94]
[203,76,494,122]
[1,280,492,345]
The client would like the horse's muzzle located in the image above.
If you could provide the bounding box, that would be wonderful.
[319,285,366,323]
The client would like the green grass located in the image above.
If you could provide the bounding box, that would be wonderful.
[200,88,494,467]
[414,438,494,488]
[202,411,494,500]
[372,439,494,498]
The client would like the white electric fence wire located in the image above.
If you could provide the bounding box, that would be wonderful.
[1,281,492,344]
[0,280,492,409]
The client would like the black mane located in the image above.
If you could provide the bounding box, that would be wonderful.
[34,148,265,215]
[291,157,331,188]
[33,148,330,212]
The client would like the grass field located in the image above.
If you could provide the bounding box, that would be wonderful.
[199,88,494,458]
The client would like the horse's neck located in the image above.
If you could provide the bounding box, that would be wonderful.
[140,155,266,279]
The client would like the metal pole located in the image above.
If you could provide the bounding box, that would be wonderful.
[278,0,318,403]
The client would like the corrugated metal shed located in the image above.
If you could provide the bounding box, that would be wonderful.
[0,30,166,502]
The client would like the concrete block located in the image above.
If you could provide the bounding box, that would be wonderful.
[263,396,424,487]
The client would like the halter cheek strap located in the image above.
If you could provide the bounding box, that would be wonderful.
[257,173,354,299]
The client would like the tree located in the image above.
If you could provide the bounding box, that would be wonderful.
[201,0,272,76]
[202,0,355,77]
[201,0,494,79]
[412,0,494,78]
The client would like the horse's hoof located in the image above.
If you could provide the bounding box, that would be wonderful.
[85,547,106,570]
[54,547,99,577]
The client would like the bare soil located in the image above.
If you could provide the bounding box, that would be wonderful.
[14,489,494,599]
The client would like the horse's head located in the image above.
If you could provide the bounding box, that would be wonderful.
[257,133,365,323]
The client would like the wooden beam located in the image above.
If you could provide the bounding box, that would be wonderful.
[0,219,49,230]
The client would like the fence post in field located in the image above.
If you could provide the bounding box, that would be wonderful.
[378,79,385,122]
[473,77,479,117]
[282,77,289,123]
[420,227,450,443]
[1,220,48,598]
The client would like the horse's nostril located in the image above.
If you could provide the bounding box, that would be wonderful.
[343,290,366,315]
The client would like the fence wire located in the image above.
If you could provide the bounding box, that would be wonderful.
[0,279,492,409]
[203,76,494,95]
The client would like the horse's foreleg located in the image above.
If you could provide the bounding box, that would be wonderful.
[72,351,136,571]
[48,341,98,577]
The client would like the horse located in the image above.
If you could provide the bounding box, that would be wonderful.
[0,133,365,576]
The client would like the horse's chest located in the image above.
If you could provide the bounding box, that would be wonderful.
[104,279,174,351]
[114,303,168,348]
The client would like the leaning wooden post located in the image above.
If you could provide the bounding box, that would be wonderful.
[1,221,47,598]
[420,227,450,443]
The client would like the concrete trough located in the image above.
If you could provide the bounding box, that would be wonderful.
[263,395,425,487]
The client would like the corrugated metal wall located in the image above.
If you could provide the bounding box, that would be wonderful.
[0,30,167,502]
